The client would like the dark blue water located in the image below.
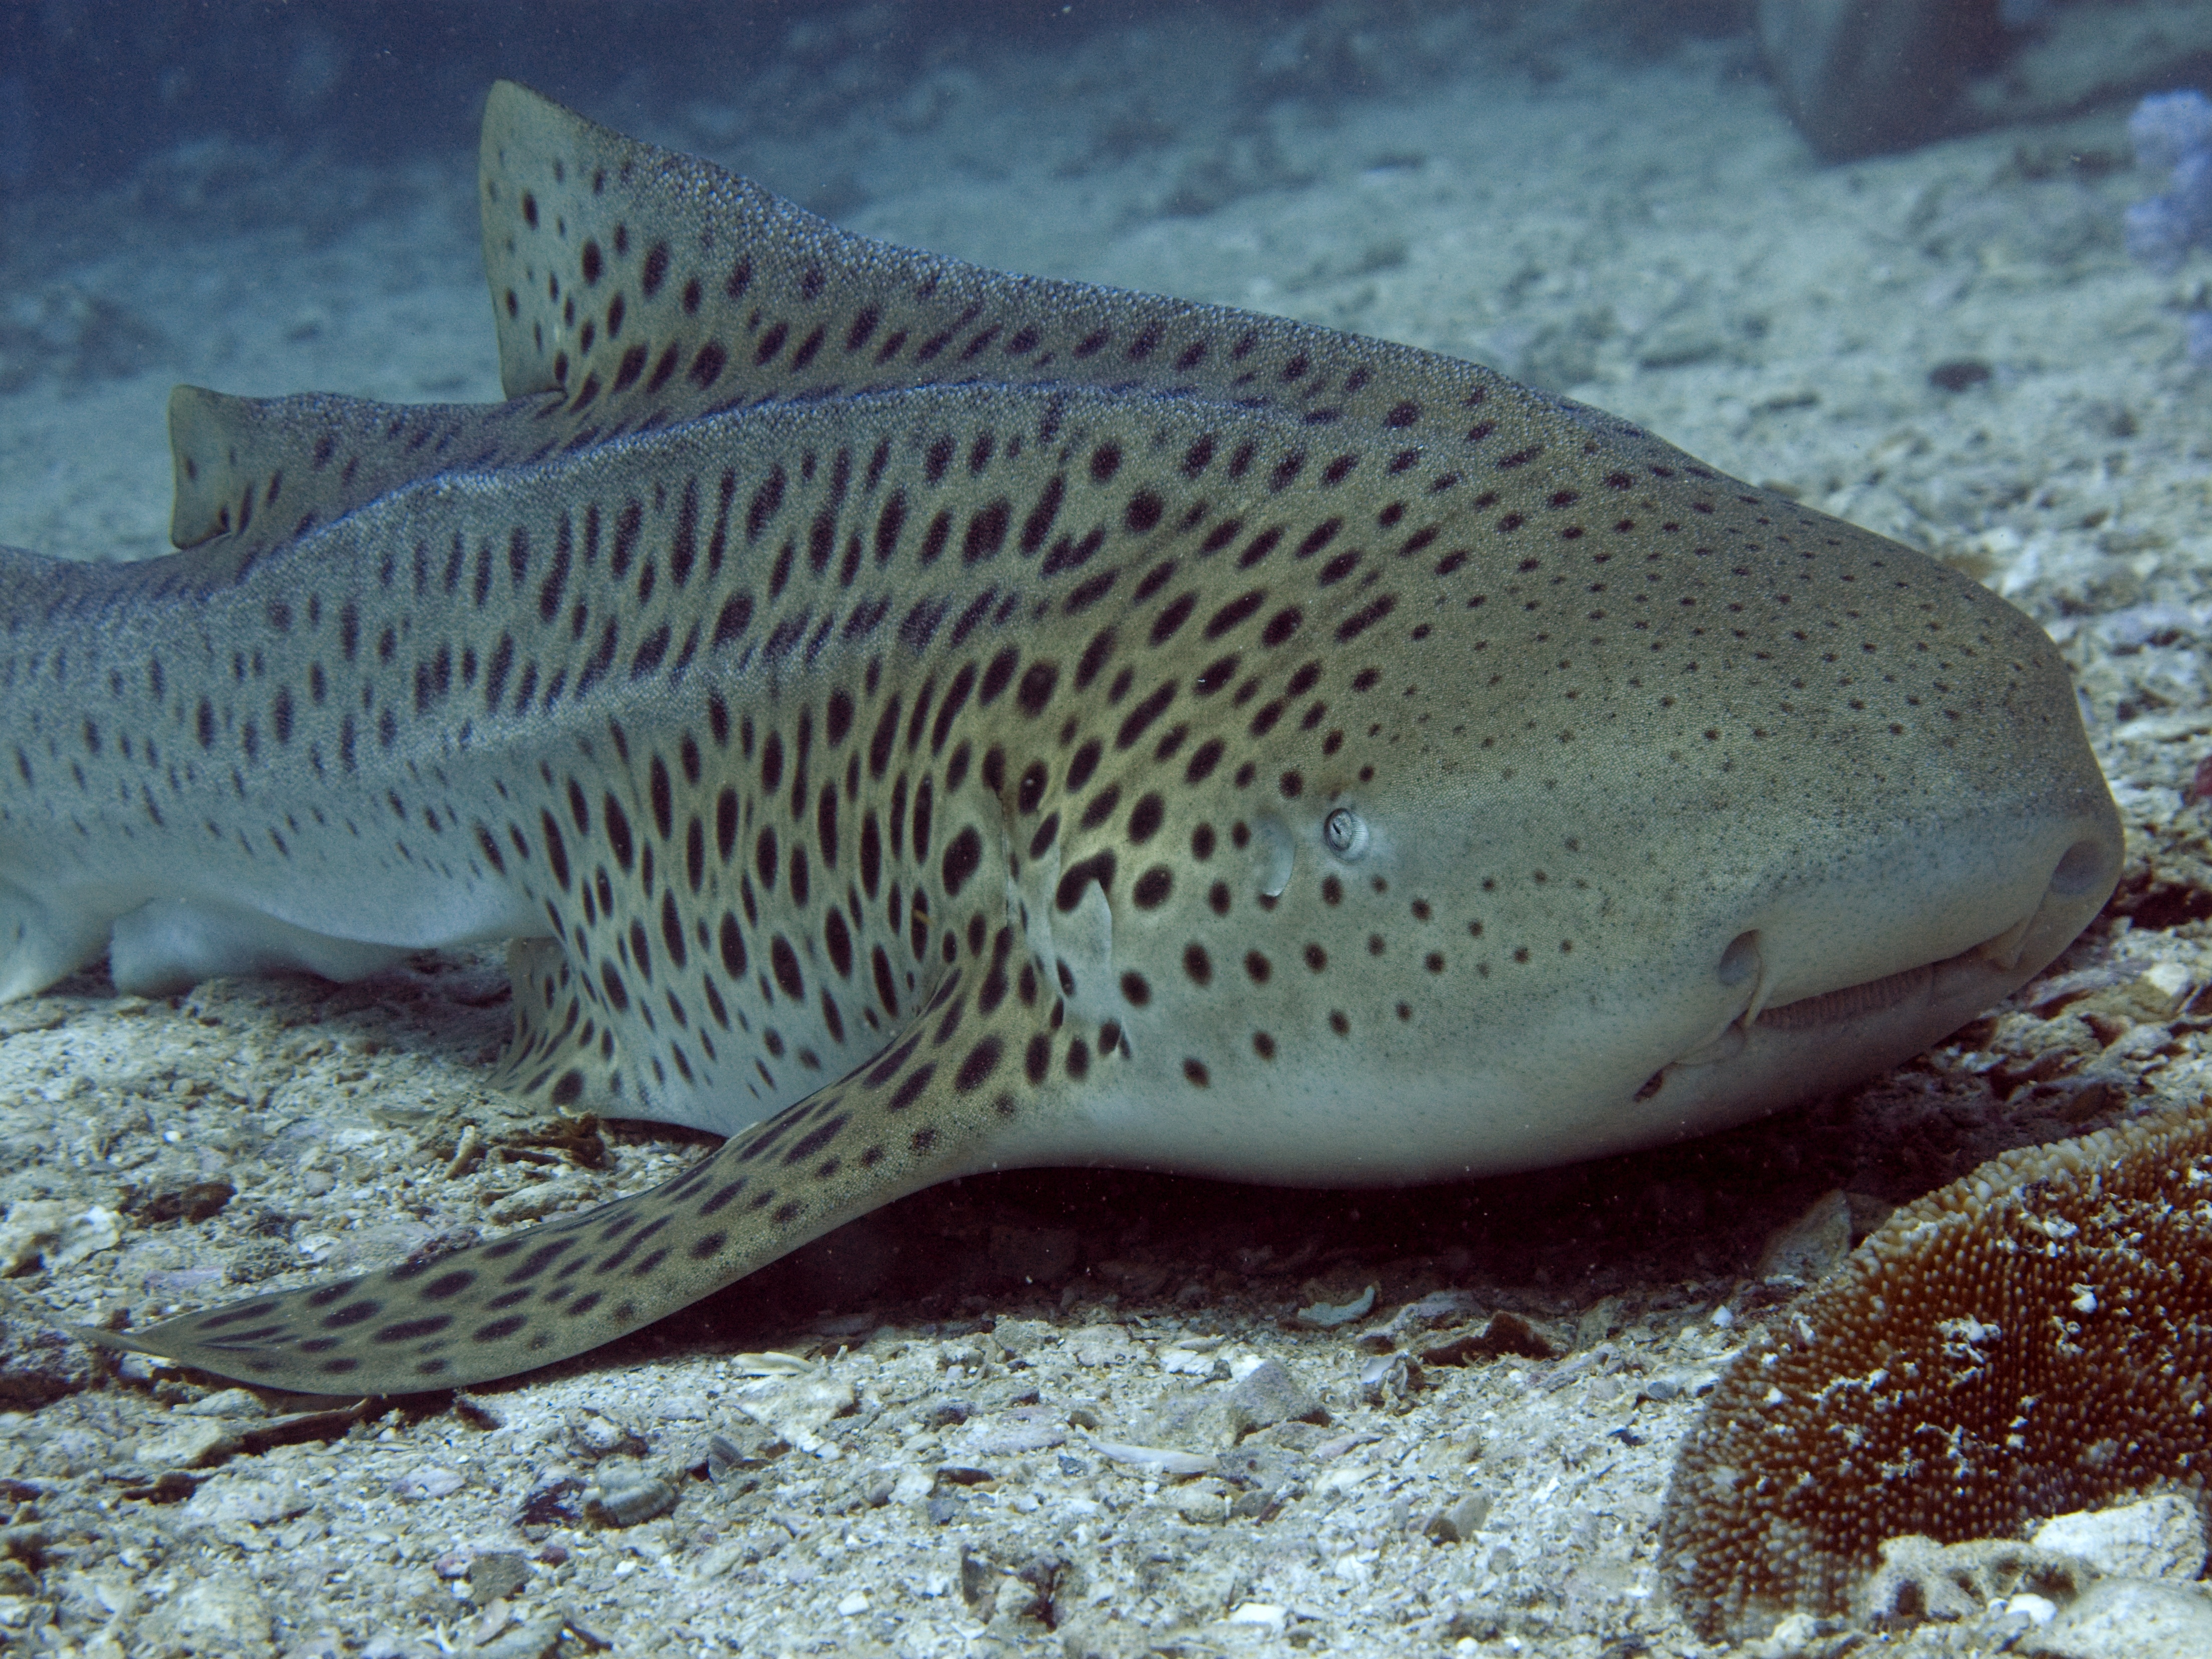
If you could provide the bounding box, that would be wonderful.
[2,1,1314,194]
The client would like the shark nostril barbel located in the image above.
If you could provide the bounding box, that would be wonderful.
[1973,913,2036,973]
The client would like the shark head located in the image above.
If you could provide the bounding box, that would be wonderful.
[998,398,2121,1184]
[1237,550,2119,1181]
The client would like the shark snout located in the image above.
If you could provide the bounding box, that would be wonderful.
[1642,787,2123,1132]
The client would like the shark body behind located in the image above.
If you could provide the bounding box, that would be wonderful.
[0,84,2120,1393]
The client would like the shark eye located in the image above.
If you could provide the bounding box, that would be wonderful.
[1322,807,1367,860]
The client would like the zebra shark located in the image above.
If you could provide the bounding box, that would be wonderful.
[0,83,2119,1392]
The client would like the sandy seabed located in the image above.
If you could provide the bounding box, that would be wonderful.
[2,6,2211,1655]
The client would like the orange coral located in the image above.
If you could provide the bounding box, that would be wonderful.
[1661,1099,2212,1639]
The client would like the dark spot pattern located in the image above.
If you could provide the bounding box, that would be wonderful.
[67,80,2085,1402]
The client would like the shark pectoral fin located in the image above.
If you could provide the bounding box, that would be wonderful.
[74,958,1067,1393]
[484,937,622,1114]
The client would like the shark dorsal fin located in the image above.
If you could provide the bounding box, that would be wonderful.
[476,80,1665,464]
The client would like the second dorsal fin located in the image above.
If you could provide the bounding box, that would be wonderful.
[166,384,555,574]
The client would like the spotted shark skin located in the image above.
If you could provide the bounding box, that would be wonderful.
[0,84,2119,1393]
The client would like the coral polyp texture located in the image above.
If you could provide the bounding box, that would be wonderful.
[1660,1098,2212,1640]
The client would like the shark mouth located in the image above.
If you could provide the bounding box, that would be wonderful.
[1632,910,2042,1102]
[1753,961,1938,1032]
[1753,906,2036,1033]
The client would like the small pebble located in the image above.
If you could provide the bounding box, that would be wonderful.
[1928,358,1992,391]
[1424,1491,1492,1543]
[584,1474,678,1527]
[1228,1356,1323,1428]
[567,1410,646,1459]
[1294,1283,1376,1327]
[2020,1578,2212,1658]
[390,1465,465,1501]
[2032,1495,2207,1580]
[466,1551,530,1604]
[133,1419,236,1470]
